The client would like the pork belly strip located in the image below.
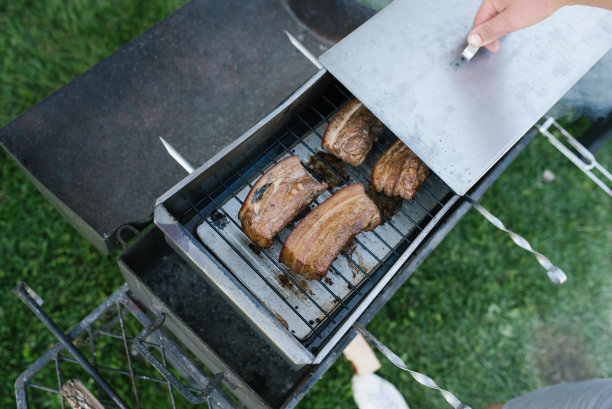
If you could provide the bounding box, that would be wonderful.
[322,98,385,166]
[279,183,381,280]
[238,156,328,248]
[371,140,431,200]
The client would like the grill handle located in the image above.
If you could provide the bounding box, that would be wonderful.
[133,311,237,405]
[117,224,141,249]
[354,324,472,409]
[466,198,567,285]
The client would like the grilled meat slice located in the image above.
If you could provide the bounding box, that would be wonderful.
[322,99,385,166]
[371,140,430,200]
[238,156,327,248]
[280,183,381,280]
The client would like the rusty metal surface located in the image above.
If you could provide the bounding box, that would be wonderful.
[0,0,361,252]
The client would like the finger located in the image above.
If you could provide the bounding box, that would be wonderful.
[473,0,502,26]
[468,9,513,47]
[485,39,500,52]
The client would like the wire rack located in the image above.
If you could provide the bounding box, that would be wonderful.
[15,284,237,409]
[178,82,455,351]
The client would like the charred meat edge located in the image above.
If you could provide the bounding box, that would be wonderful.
[238,155,327,248]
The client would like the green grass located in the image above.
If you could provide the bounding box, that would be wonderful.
[2,1,611,409]
[0,0,187,406]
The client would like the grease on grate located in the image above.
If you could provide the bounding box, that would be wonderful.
[305,152,350,189]
[365,185,402,223]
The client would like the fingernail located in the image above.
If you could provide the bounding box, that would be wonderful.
[468,33,482,47]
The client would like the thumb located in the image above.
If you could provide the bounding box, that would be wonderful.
[468,10,513,49]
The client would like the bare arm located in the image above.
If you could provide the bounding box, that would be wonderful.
[467,0,612,52]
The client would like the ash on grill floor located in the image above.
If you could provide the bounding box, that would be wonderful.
[140,249,311,407]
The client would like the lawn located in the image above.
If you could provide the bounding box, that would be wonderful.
[1,1,611,409]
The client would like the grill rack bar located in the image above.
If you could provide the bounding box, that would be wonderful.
[224,167,355,309]
[172,81,454,352]
[255,141,382,281]
[203,182,342,324]
[303,111,428,228]
[190,200,326,338]
[282,124,407,257]
[53,354,65,409]
[116,302,142,409]
[312,101,446,208]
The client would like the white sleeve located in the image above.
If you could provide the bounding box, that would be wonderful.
[504,379,612,409]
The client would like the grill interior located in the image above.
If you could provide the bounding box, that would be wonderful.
[175,82,454,353]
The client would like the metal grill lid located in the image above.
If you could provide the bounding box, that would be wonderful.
[319,0,612,196]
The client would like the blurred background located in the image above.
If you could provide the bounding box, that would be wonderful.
[1,1,611,408]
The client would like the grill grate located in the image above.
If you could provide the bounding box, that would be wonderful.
[177,83,454,352]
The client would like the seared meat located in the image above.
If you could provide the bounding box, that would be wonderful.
[371,140,430,200]
[322,99,385,166]
[238,156,327,248]
[279,183,381,280]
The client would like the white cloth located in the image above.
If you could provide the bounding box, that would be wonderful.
[352,373,410,409]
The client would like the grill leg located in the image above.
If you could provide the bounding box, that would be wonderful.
[12,283,131,409]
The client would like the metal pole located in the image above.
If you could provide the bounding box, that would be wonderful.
[12,282,131,409]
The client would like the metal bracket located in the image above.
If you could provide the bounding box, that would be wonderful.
[538,116,612,198]
[117,225,142,249]
[133,311,237,405]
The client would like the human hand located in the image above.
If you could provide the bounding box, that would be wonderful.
[467,0,567,52]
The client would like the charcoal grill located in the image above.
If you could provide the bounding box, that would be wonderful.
[8,0,612,407]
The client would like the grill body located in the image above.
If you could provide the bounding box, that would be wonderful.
[125,84,537,406]
[119,129,536,409]
[155,69,461,366]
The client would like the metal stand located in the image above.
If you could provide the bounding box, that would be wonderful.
[14,284,237,409]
